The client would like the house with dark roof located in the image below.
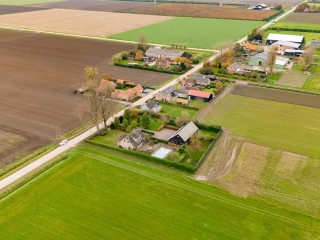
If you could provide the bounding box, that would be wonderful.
[189,73,215,86]
[155,86,176,101]
[188,89,213,102]
[146,47,184,60]
[141,99,162,113]
[118,129,145,150]
[168,121,199,145]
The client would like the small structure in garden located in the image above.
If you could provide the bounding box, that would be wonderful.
[118,129,145,150]
[141,99,162,113]
[168,121,199,145]
[188,89,213,102]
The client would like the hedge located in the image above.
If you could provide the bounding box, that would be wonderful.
[86,140,195,173]
[194,121,221,133]
[164,124,179,130]
[263,9,284,21]
[114,62,185,75]
[268,27,320,33]
[116,0,219,4]
[160,100,199,110]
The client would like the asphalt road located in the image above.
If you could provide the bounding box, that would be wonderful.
[0,5,298,191]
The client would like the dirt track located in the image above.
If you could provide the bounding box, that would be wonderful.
[0,29,170,163]
[232,85,320,109]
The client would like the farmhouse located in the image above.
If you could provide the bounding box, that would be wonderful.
[168,121,199,145]
[189,73,212,86]
[146,47,184,60]
[271,40,301,53]
[266,33,304,46]
[118,129,145,150]
[141,99,162,113]
[188,89,213,102]
[111,84,143,102]
[243,42,258,52]
[155,58,170,69]
[227,62,251,75]
[155,86,175,101]
[96,79,116,93]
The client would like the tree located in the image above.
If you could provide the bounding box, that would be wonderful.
[299,47,315,70]
[83,66,102,134]
[231,43,244,57]
[141,112,150,128]
[124,109,131,123]
[295,3,308,12]
[186,135,202,157]
[122,118,129,128]
[114,117,120,129]
[175,111,191,126]
[274,4,283,10]
[215,81,223,91]
[135,50,144,61]
[267,46,277,74]
[137,33,148,52]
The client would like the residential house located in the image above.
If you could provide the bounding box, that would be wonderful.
[118,129,145,150]
[190,73,211,86]
[146,47,184,60]
[176,88,189,99]
[141,99,162,113]
[96,79,116,93]
[168,121,199,145]
[111,84,142,102]
[117,79,125,85]
[155,86,175,101]
[183,78,195,88]
[155,58,170,69]
[132,84,143,96]
[227,62,251,76]
[271,40,301,54]
[266,33,304,46]
[188,89,213,102]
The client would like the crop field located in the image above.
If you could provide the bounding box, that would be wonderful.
[235,0,302,7]
[0,0,63,5]
[274,13,320,31]
[0,28,170,162]
[110,17,263,49]
[265,29,320,44]
[202,89,320,158]
[120,3,278,20]
[0,8,173,37]
[29,0,154,12]
[277,70,308,87]
[214,142,320,218]
[0,144,319,239]
[0,5,46,15]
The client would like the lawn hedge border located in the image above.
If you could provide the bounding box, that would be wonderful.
[86,140,195,173]
[263,9,284,21]
[160,100,200,110]
[268,27,320,33]
[114,62,186,75]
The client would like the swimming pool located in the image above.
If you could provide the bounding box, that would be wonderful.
[152,147,172,159]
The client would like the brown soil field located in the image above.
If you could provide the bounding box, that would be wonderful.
[0,9,173,37]
[280,12,320,24]
[235,0,302,8]
[121,3,278,20]
[0,29,170,163]
[0,5,45,15]
[231,85,320,108]
[29,0,154,12]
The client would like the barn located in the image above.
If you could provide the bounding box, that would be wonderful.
[168,121,199,145]
[266,33,304,46]
[188,89,213,102]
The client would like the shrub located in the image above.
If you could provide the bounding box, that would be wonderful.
[200,67,213,75]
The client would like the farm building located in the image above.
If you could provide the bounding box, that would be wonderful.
[141,99,162,113]
[146,47,185,60]
[96,79,116,93]
[168,121,199,145]
[275,56,289,69]
[111,84,143,102]
[249,52,268,66]
[266,33,304,46]
[284,49,305,57]
[118,129,145,150]
[155,86,176,101]
[309,40,320,48]
[188,89,213,102]
[271,40,301,53]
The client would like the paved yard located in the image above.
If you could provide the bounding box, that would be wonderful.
[153,128,176,141]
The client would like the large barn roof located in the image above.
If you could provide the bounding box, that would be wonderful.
[267,33,304,43]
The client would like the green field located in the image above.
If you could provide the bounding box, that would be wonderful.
[0,0,62,5]
[203,94,320,158]
[265,30,320,44]
[273,22,320,31]
[109,18,263,49]
[0,144,319,239]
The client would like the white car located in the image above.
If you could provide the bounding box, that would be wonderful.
[59,140,68,146]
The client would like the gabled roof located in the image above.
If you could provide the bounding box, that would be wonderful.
[250,51,268,61]
[159,86,175,97]
[146,47,184,59]
[272,40,301,48]
[188,89,212,99]
[267,33,304,43]
[128,129,145,148]
[146,99,158,109]
[169,121,199,142]
[243,42,257,51]
[132,84,143,94]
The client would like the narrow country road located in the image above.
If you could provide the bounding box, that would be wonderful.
[0,5,298,191]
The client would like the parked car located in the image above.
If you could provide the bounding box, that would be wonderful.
[59,140,68,146]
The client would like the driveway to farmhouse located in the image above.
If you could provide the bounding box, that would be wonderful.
[0,5,299,191]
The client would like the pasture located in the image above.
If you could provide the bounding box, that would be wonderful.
[0,28,170,162]
[277,70,308,87]
[110,17,263,49]
[0,144,319,239]
[0,8,172,37]
[120,3,278,20]
[202,89,320,158]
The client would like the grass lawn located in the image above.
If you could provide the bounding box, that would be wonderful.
[109,18,263,50]
[90,129,124,147]
[265,30,320,44]
[203,94,320,158]
[161,104,198,119]
[147,118,163,131]
[303,76,320,91]
[0,0,63,5]
[277,70,308,88]
[316,49,320,57]
[0,144,319,239]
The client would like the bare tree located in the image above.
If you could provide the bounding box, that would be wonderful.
[137,33,148,52]
[299,47,315,71]
[267,46,277,74]
[175,111,191,126]
[99,84,116,128]
[83,66,102,134]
